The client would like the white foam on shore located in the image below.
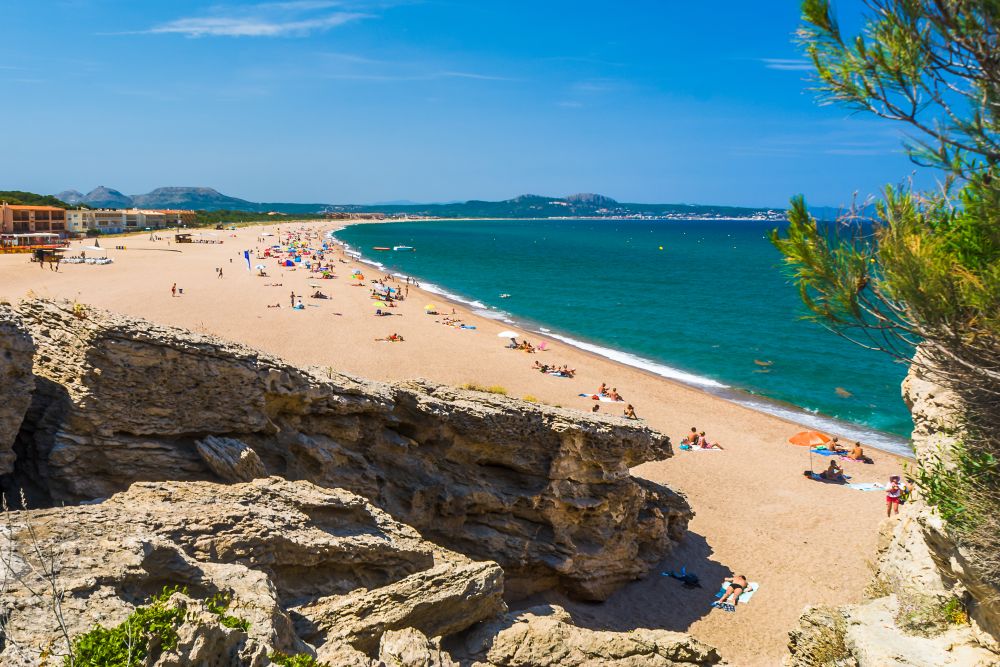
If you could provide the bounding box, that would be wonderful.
[331,230,913,458]
[544,333,729,389]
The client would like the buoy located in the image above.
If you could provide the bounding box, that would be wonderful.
[658,246,663,250]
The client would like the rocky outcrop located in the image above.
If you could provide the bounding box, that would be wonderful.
[0,303,34,475]
[0,478,505,664]
[6,298,690,601]
[786,359,1000,664]
[787,600,998,667]
[451,604,723,666]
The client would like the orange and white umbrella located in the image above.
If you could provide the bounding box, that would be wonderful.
[788,431,831,472]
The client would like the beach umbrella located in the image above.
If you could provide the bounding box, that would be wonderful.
[255,264,266,270]
[788,431,830,472]
[497,330,518,338]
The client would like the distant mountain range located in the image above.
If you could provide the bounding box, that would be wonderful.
[53,186,793,220]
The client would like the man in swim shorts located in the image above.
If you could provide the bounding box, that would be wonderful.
[715,575,749,610]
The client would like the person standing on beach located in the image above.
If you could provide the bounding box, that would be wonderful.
[290,291,296,307]
[886,477,902,517]
[171,283,177,297]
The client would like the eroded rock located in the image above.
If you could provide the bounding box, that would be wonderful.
[452,604,724,666]
[0,302,34,475]
[0,478,504,664]
[10,298,690,600]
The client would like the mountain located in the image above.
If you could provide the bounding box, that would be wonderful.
[82,186,133,209]
[131,187,256,211]
[565,192,618,206]
[51,186,788,220]
[55,190,85,205]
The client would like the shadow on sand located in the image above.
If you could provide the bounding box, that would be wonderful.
[515,530,730,633]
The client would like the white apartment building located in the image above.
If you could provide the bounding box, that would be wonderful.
[66,209,172,235]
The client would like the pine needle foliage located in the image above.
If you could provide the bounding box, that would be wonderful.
[772,0,1000,592]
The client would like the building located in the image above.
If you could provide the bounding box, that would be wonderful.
[160,210,197,226]
[65,208,192,236]
[0,203,67,235]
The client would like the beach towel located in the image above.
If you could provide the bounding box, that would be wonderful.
[811,448,844,456]
[807,472,851,483]
[846,482,886,491]
[714,581,760,605]
[578,393,622,403]
[680,444,722,452]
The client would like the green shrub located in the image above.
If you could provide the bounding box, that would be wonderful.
[206,592,251,632]
[268,651,330,667]
[896,593,968,636]
[68,586,186,666]
[67,586,251,666]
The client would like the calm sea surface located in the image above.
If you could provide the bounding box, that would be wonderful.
[334,218,913,455]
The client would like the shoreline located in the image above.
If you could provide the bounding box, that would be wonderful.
[330,219,913,460]
[0,218,910,665]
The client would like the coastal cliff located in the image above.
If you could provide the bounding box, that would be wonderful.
[785,358,1000,666]
[0,298,713,665]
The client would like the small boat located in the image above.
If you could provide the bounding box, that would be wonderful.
[373,247,391,251]
[499,294,511,299]
[393,245,414,251]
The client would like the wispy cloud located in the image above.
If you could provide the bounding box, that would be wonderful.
[137,2,369,38]
[760,58,813,72]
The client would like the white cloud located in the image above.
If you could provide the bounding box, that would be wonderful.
[760,58,814,72]
[143,2,368,38]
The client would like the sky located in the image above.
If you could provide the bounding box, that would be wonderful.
[1,0,934,207]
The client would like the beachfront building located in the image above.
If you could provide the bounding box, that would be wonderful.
[65,208,190,236]
[0,203,67,235]
[161,210,197,226]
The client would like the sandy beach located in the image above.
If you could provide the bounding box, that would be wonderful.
[0,221,908,665]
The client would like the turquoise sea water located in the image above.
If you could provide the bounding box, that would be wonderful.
[334,219,913,455]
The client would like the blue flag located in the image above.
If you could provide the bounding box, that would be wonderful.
[244,250,251,272]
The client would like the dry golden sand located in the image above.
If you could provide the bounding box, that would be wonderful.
[0,221,908,665]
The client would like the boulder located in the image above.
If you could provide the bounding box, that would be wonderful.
[9,298,691,600]
[786,599,999,667]
[0,303,33,475]
[0,478,505,664]
[195,435,267,482]
[452,605,724,666]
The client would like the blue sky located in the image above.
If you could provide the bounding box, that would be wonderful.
[1,1,931,206]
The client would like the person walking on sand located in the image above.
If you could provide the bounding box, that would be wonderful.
[886,476,902,517]
[290,291,296,307]
[171,283,177,298]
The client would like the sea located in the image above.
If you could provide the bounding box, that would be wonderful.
[333,218,914,457]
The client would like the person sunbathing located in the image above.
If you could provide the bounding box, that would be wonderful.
[609,388,623,402]
[267,303,281,308]
[715,575,749,609]
[819,460,847,483]
[681,427,699,445]
[624,404,637,419]
[311,291,329,299]
[827,437,846,453]
[846,442,873,463]
[697,432,724,450]
[387,333,404,342]
[597,383,608,396]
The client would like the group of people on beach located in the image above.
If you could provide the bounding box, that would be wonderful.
[680,427,724,450]
[532,361,576,377]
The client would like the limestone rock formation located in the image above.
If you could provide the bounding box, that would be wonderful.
[195,435,267,482]
[7,298,690,600]
[0,478,505,665]
[0,303,34,475]
[787,600,998,667]
[451,604,723,666]
[786,359,1000,664]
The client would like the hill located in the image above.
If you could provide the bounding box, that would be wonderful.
[0,191,74,208]
[52,186,790,220]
